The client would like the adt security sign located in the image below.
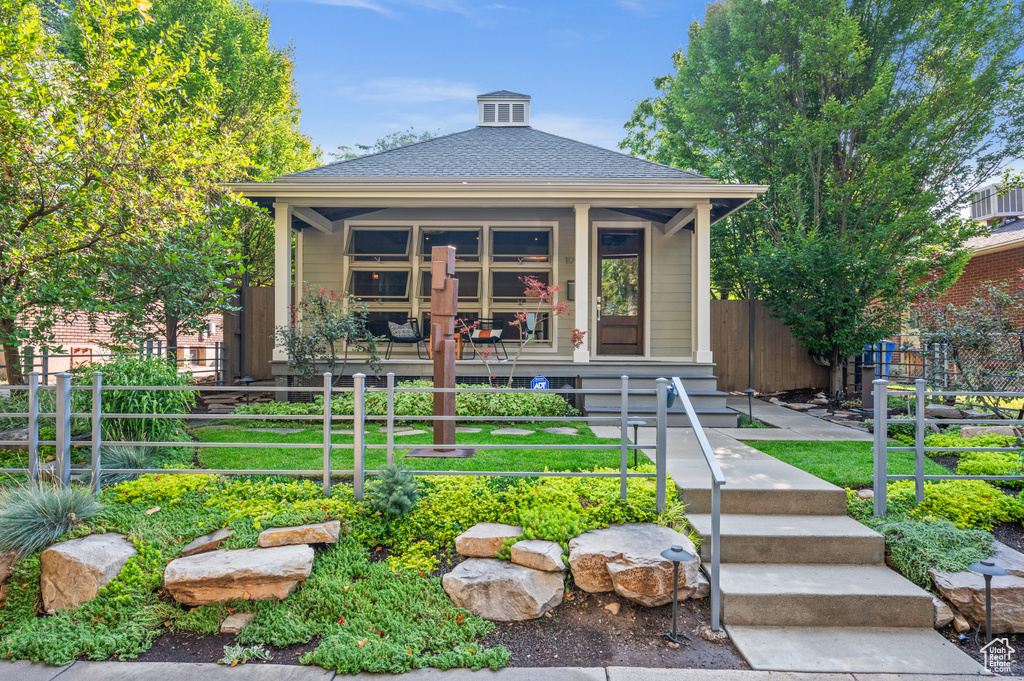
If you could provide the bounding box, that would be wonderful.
[531,376,549,390]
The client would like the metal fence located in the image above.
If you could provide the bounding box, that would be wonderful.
[1,343,227,385]
[871,378,1024,515]
[877,334,1024,392]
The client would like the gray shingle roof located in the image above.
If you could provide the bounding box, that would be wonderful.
[283,126,706,181]
[966,216,1024,252]
[478,90,530,99]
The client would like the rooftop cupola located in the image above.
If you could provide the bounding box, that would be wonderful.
[477,90,530,127]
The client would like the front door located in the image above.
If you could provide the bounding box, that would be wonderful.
[597,229,644,355]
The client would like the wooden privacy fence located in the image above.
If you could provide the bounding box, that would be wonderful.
[710,300,829,392]
[222,286,275,381]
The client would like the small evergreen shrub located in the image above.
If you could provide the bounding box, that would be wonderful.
[872,517,993,588]
[887,417,916,440]
[0,484,103,555]
[366,464,419,520]
[887,479,1024,529]
[956,451,1024,487]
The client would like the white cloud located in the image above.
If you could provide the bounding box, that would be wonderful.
[615,0,645,11]
[274,0,394,14]
[341,78,479,103]
[530,113,627,151]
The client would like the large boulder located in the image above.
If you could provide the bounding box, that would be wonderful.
[164,545,313,605]
[40,534,137,613]
[961,425,1018,439]
[930,542,1024,633]
[257,521,340,547]
[181,528,234,557]
[924,404,964,420]
[0,427,28,452]
[0,551,16,601]
[568,523,706,607]
[454,523,522,558]
[933,595,954,629]
[442,558,563,621]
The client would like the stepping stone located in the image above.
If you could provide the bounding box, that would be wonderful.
[491,428,534,435]
[40,534,137,613]
[164,545,314,605]
[242,427,304,434]
[456,427,483,433]
[511,539,565,572]
[380,426,417,433]
[331,428,354,435]
[192,424,236,431]
[181,528,234,557]
[540,427,578,435]
[393,429,427,436]
[258,520,341,547]
[442,558,564,621]
[220,611,255,634]
[455,523,523,558]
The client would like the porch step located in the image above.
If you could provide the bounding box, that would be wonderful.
[719,563,934,628]
[726,626,988,674]
[579,374,734,427]
[584,405,738,428]
[686,514,884,565]
[673,457,847,516]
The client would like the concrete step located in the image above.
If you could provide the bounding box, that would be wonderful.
[672,458,847,515]
[726,625,987,674]
[719,564,934,628]
[584,405,738,428]
[687,514,884,565]
[584,390,730,410]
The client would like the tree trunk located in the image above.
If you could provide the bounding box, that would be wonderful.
[829,347,844,397]
[0,318,24,385]
[164,311,179,364]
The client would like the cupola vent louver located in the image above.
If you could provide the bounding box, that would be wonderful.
[477,90,530,127]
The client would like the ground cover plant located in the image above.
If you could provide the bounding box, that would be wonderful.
[746,440,948,488]
[0,467,672,671]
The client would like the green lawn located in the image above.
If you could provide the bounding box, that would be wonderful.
[189,421,649,473]
[746,440,948,488]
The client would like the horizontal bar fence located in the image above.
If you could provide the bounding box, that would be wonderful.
[1,344,227,385]
[872,378,1024,515]
[0,371,679,513]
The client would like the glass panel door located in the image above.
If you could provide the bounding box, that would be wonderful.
[597,230,643,355]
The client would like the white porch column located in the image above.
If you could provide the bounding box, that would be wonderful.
[573,203,591,363]
[295,228,304,294]
[273,202,292,361]
[694,203,713,363]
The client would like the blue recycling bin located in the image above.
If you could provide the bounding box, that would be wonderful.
[863,341,897,378]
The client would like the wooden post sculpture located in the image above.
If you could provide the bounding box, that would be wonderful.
[431,245,458,448]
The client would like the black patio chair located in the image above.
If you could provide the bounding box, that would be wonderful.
[384,318,427,360]
[465,318,509,361]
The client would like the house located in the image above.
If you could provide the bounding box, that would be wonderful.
[229,91,767,425]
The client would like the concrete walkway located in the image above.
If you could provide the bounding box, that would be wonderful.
[0,661,1009,680]
[717,397,872,441]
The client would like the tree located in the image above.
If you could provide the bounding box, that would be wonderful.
[623,0,1024,393]
[0,0,241,385]
[332,128,438,162]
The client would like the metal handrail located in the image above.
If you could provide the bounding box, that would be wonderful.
[666,376,726,631]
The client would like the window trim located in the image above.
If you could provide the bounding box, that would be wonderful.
[418,227,482,261]
[490,227,553,264]
[347,268,412,302]
[346,226,411,260]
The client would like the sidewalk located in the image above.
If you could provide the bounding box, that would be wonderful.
[716,397,872,441]
[0,661,1012,680]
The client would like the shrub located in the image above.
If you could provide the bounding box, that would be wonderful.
[72,357,196,442]
[82,445,155,488]
[887,479,1024,529]
[872,517,993,588]
[366,464,419,520]
[0,388,56,432]
[233,380,577,421]
[956,451,1024,487]
[518,504,595,552]
[923,431,1017,456]
[887,417,916,440]
[0,484,103,556]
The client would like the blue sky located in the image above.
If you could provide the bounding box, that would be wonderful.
[265,0,711,158]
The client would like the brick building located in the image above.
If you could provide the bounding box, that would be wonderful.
[935,217,1024,308]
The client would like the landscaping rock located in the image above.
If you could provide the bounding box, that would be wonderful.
[810,397,829,406]
[930,563,1024,633]
[699,624,729,644]
[510,540,565,572]
[490,428,534,435]
[961,409,996,420]
[0,551,16,585]
[953,614,971,633]
[164,545,314,605]
[856,489,874,500]
[785,403,814,412]
[568,523,706,607]
[220,612,255,634]
[961,425,1019,439]
[924,404,963,420]
[181,528,234,557]
[455,523,523,558]
[258,520,341,547]
[933,595,954,629]
[604,602,620,615]
[0,427,28,452]
[40,533,137,613]
[456,427,482,434]
[441,558,563,621]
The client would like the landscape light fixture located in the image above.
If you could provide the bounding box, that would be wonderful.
[969,559,1008,645]
[742,387,755,426]
[660,544,694,645]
